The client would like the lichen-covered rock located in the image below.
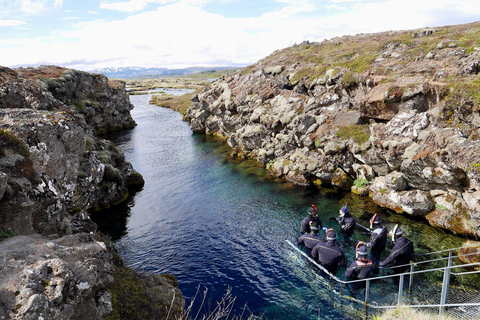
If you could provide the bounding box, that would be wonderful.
[385,171,408,191]
[186,22,480,239]
[0,234,184,320]
[0,66,144,236]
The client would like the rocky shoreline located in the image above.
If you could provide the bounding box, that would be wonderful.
[0,66,184,319]
[185,22,480,240]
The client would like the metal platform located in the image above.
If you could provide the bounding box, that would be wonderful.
[286,240,480,319]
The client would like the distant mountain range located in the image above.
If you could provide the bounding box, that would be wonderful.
[88,66,240,79]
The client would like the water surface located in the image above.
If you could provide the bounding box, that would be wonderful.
[94,91,470,319]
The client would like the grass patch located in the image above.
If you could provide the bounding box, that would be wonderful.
[0,129,29,157]
[353,177,369,189]
[336,124,370,144]
[150,89,202,115]
[445,77,480,110]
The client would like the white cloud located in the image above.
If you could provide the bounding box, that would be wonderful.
[0,19,26,27]
[1,0,480,69]
[0,0,63,18]
[99,0,176,13]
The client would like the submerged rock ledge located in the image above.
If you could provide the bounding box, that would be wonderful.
[186,22,480,239]
[0,66,184,319]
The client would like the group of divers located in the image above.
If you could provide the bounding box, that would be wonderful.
[297,204,414,291]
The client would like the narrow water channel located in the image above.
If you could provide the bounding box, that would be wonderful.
[94,90,468,319]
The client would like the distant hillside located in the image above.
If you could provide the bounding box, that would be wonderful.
[89,66,241,79]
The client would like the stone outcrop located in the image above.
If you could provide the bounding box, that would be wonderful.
[0,65,143,236]
[0,234,184,320]
[186,22,480,239]
[0,65,184,319]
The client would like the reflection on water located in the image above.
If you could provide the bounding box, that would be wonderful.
[93,92,474,319]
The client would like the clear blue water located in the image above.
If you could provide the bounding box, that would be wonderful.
[94,92,465,319]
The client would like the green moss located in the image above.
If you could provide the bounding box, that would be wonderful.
[336,124,370,144]
[0,229,14,241]
[435,203,448,211]
[41,280,50,288]
[379,187,388,195]
[353,177,369,188]
[0,129,30,158]
[467,163,480,172]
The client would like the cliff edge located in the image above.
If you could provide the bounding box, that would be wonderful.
[186,22,480,239]
[0,66,184,319]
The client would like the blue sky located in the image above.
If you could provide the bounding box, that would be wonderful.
[0,0,479,71]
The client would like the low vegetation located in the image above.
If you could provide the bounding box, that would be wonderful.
[0,229,14,241]
[353,177,369,189]
[378,305,456,319]
[336,124,370,144]
[150,89,202,115]
[0,129,29,157]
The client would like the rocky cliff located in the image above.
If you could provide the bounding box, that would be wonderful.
[0,66,184,319]
[186,22,480,239]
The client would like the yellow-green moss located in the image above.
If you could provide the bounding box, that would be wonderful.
[336,124,370,144]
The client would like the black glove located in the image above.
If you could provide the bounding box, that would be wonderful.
[329,217,337,221]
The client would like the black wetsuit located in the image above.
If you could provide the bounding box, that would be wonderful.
[336,213,356,242]
[380,237,414,274]
[301,215,322,234]
[345,258,375,292]
[311,240,347,274]
[298,233,325,249]
[367,226,388,265]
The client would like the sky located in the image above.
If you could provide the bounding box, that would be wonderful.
[0,0,479,71]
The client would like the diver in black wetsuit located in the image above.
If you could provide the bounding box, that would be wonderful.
[334,203,356,243]
[345,242,375,294]
[380,224,414,284]
[300,204,323,234]
[366,213,388,268]
[298,221,325,249]
[311,229,347,274]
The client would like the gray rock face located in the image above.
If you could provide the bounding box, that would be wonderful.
[0,66,180,319]
[185,23,480,239]
[0,66,144,236]
[0,234,113,319]
[0,234,184,320]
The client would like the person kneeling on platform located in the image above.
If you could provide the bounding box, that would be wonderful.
[345,242,375,295]
[311,229,347,274]
[298,221,325,250]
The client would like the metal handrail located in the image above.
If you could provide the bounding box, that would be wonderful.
[415,242,480,256]
[287,238,480,318]
[388,250,480,270]
[286,240,480,285]
[369,302,480,310]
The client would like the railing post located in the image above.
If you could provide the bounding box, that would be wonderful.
[439,250,453,315]
[409,264,414,294]
[365,279,370,304]
[398,274,404,305]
